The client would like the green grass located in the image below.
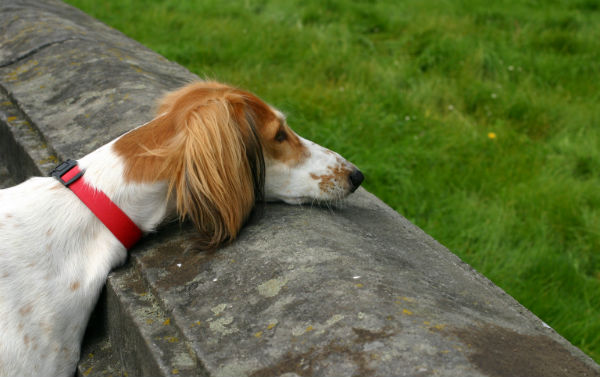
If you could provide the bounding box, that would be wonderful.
[65,0,600,362]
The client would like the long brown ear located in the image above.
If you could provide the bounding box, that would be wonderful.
[166,87,265,249]
[115,82,266,249]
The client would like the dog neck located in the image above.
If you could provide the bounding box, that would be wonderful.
[77,139,175,235]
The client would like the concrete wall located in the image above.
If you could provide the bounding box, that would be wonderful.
[1,1,599,376]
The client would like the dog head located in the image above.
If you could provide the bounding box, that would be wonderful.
[115,81,363,248]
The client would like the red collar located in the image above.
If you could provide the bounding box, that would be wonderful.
[50,160,142,249]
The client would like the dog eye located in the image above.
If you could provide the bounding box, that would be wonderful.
[275,129,287,142]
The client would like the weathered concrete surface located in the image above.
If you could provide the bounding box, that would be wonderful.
[108,198,600,377]
[0,0,194,166]
[1,1,599,377]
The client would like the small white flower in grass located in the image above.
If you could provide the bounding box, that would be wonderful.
[508,65,514,71]
[491,93,497,99]
[405,116,410,121]
[448,104,454,111]
[353,276,361,279]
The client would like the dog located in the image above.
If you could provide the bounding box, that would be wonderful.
[0,81,363,376]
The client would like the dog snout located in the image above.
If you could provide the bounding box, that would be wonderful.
[348,169,364,192]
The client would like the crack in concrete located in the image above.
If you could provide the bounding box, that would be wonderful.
[0,37,89,68]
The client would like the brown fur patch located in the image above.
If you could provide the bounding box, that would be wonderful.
[114,81,271,249]
[261,118,309,166]
[19,304,32,316]
[111,113,178,183]
[310,164,352,194]
[70,281,80,291]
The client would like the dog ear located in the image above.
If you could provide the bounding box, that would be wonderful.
[115,82,266,250]
[168,90,265,249]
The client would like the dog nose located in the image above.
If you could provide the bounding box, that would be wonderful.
[349,169,364,192]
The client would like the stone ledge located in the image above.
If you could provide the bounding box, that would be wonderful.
[1,1,599,376]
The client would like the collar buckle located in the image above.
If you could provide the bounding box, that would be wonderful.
[50,159,84,187]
